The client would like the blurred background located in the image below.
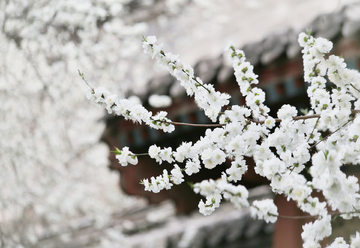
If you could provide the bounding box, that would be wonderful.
[1,0,359,247]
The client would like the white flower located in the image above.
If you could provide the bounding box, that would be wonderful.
[327,237,349,248]
[289,184,312,203]
[253,143,272,161]
[148,145,161,163]
[277,104,297,121]
[262,156,286,179]
[142,36,163,59]
[146,35,157,44]
[226,134,245,155]
[89,87,110,104]
[224,40,233,51]
[142,179,151,191]
[150,111,175,133]
[300,197,327,216]
[223,105,251,124]
[298,32,309,47]
[221,183,249,209]
[185,159,201,176]
[157,170,172,190]
[311,76,327,89]
[301,215,332,245]
[327,55,346,74]
[160,147,173,163]
[226,157,247,182]
[201,148,226,169]
[129,104,151,124]
[162,122,175,133]
[104,94,118,113]
[193,179,217,196]
[115,152,128,166]
[170,164,184,185]
[174,142,193,162]
[198,199,215,216]
[246,88,265,107]
[112,99,132,116]
[149,177,161,193]
[264,116,275,129]
[250,199,278,223]
[339,68,356,86]
[212,148,226,165]
[127,154,138,166]
[314,37,333,54]
[293,143,311,165]
[115,147,137,166]
[142,169,174,193]
[351,232,360,248]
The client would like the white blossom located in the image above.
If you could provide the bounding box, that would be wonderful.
[170,164,184,185]
[250,199,278,223]
[115,147,138,166]
[351,232,360,248]
[185,158,201,175]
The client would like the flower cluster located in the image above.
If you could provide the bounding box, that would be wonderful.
[86,86,175,133]
[250,199,278,223]
[301,215,332,247]
[326,231,360,248]
[225,42,269,120]
[299,32,359,131]
[143,36,231,122]
[194,174,249,216]
[87,33,360,247]
[113,147,138,166]
[141,164,184,193]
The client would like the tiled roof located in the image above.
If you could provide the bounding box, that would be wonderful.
[120,186,273,248]
[143,2,360,101]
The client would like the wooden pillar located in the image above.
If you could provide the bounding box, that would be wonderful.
[273,194,303,248]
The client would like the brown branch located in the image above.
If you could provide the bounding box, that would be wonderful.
[277,210,360,220]
[246,114,321,124]
[155,110,360,129]
[350,83,360,93]
[168,121,225,127]
[247,110,360,125]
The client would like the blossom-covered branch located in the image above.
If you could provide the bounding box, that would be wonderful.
[85,32,360,247]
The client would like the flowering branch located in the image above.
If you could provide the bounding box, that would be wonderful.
[85,32,360,247]
[310,114,357,148]
[78,69,94,94]
[276,210,360,220]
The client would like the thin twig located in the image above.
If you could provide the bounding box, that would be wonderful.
[168,121,225,127]
[310,116,356,149]
[246,114,321,124]
[158,110,360,128]
[78,69,94,92]
[134,153,149,156]
[247,110,360,125]
[277,210,360,220]
[350,83,360,93]
[307,117,320,143]
[157,50,211,93]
